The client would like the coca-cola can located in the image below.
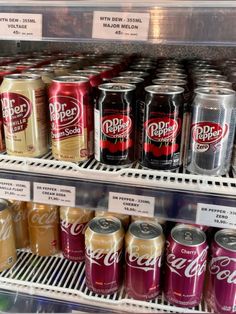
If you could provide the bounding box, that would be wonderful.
[205,229,236,314]
[85,216,124,295]
[164,224,208,307]
[95,210,130,230]
[60,207,94,262]
[0,199,16,272]
[125,221,165,300]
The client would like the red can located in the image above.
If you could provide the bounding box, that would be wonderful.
[164,224,208,307]
[0,106,5,152]
[71,70,103,89]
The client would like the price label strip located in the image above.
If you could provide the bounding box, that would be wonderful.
[109,192,155,217]
[33,183,76,207]
[196,203,236,229]
[0,13,42,40]
[0,178,30,201]
[92,11,150,41]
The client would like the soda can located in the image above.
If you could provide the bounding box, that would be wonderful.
[164,224,208,307]
[205,229,236,314]
[0,199,16,272]
[23,68,54,87]
[60,206,94,262]
[131,215,166,226]
[85,216,124,295]
[0,104,5,152]
[85,65,114,81]
[196,79,232,89]
[141,85,184,170]
[28,203,60,256]
[48,76,93,162]
[95,83,136,166]
[194,74,227,82]
[48,63,71,76]
[95,210,130,230]
[9,200,29,249]
[157,72,188,80]
[125,221,165,300]
[0,66,17,83]
[12,61,36,71]
[0,74,49,157]
[187,87,236,176]
[119,70,150,85]
[70,70,103,89]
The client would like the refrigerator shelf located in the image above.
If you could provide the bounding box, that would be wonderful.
[0,250,213,313]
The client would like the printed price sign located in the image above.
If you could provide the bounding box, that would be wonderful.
[0,179,30,201]
[196,203,236,229]
[0,13,42,40]
[33,183,75,206]
[109,192,155,217]
[92,11,150,41]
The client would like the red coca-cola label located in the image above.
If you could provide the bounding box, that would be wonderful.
[145,118,180,142]
[1,92,32,133]
[102,115,132,139]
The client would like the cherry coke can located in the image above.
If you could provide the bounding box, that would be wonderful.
[95,83,136,165]
[125,221,165,300]
[205,229,236,314]
[164,224,208,307]
[85,216,124,295]
[141,85,184,170]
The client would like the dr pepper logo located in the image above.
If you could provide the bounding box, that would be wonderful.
[1,92,32,133]
[102,115,132,138]
[145,118,180,142]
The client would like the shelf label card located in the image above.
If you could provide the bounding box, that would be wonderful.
[0,13,42,40]
[33,183,75,206]
[0,179,30,201]
[109,192,155,217]
[92,11,150,41]
[196,203,236,229]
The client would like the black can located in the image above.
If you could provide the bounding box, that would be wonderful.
[141,85,184,170]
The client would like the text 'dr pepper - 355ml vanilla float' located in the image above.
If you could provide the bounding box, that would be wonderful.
[0,74,48,157]
[48,76,93,162]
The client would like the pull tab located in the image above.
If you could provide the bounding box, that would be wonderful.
[140,223,150,233]
[223,236,236,247]
[99,218,109,229]
[184,231,193,242]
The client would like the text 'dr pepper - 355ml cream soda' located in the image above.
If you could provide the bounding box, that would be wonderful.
[0,74,48,157]
[85,216,124,295]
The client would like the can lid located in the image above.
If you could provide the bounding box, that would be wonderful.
[156,68,185,74]
[98,83,136,92]
[111,76,144,84]
[86,65,113,71]
[171,224,206,246]
[215,229,236,252]
[129,221,163,239]
[195,74,227,80]
[145,85,184,95]
[4,73,41,80]
[53,76,89,83]
[89,216,122,235]
[196,80,232,88]
[152,78,187,86]
[194,87,235,96]
[25,67,54,74]
[71,70,100,77]
[0,199,9,212]
[119,71,149,78]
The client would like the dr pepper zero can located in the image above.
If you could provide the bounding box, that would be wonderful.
[141,85,184,170]
[95,83,136,166]
[125,221,165,301]
[48,76,93,162]
[0,74,48,157]
[164,224,208,307]
[85,216,124,295]
[205,229,236,314]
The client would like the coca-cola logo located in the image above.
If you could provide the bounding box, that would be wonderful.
[209,256,236,284]
[145,118,180,142]
[1,92,32,133]
[60,219,88,236]
[0,214,12,241]
[126,245,162,272]
[192,122,228,145]
[12,209,27,223]
[30,211,58,226]
[102,115,132,138]
[86,247,122,266]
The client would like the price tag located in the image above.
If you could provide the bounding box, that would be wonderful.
[92,11,150,41]
[0,179,30,201]
[196,203,236,229]
[33,183,75,207]
[109,192,155,217]
[0,13,42,40]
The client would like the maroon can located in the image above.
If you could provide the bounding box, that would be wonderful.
[205,229,236,314]
[0,106,5,152]
[164,224,208,307]
[85,216,124,295]
[95,83,136,165]
[85,65,114,81]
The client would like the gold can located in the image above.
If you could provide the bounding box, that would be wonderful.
[95,210,130,230]
[131,215,166,226]
[0,74,49,157]
[23,68,54,87]
[0,199,17,272]
[28,203,60,256]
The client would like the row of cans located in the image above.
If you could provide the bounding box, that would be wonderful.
[0,199,235,313]
[0,53,235,175]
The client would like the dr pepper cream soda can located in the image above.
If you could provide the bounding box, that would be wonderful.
[95,83,136,166]
[0,74,48,157]
[48,76,93,162]
[205,229,236,314]
[164,224,208,307]
[125,221,165,301]
[85,216,124,295]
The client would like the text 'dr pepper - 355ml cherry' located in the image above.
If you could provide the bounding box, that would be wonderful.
[85,216,124,295]
[164,224,208,307]
[125,221,165,301]
[141,85,184,170]
[95,83,136,166]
